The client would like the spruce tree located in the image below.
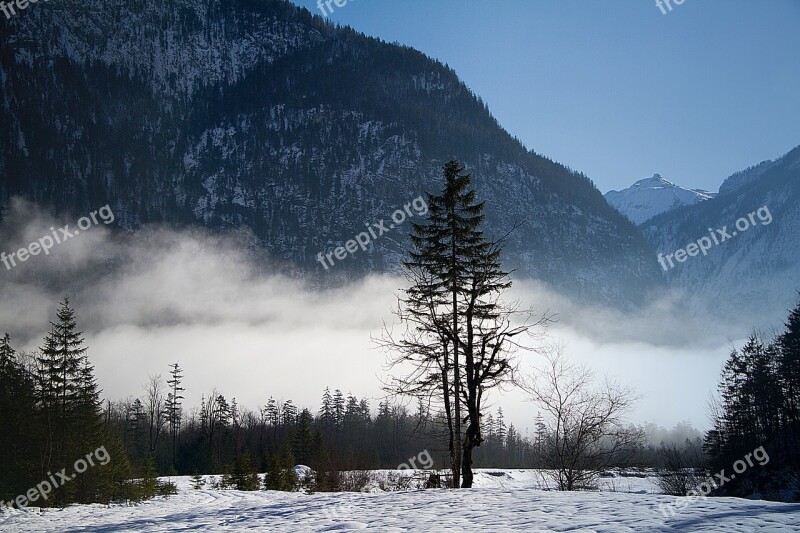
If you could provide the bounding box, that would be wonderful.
[31,298,135,506]
[0,333,38,502]
[139,455,159,500]
[400,160,487,487]
[264,397,279,426]
[229,454,259,491]
[128,398,147,463]
[705,326,796,495]
[293,409,315,465]
[385,160,541,487]
[263,451,281,490]
[166,362,185,472]
[332,389,345,430]
[279,447,298,491]
[282,400,297,426]
[191,471,206,490]
[0,332,15,370]
[264,448,297,491]
[779,299,800,426]
[318,387,334,430]
[496,408,507,445]
[72,357,107,503]
[36,297,92,504]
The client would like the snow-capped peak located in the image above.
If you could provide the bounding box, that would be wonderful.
[634,174,674,188]
[604,174,715,225]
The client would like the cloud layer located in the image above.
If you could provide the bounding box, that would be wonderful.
[0,198,747,430]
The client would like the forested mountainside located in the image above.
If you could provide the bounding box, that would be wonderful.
[639,146,800,324]
[0,0,662,305]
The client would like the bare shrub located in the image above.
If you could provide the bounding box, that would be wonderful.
[657,442,707,496]
[339,470,373,492]
[526,345,643,491]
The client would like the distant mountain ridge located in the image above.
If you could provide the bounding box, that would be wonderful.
[718,158,782,196]
[604,174,715,225]
[0,0,663,307]
[639,145,800,327]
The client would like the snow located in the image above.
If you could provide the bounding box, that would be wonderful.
[2,470,798,532]
[605,174,716,225]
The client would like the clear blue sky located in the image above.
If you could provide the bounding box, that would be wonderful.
[289,0,800,193]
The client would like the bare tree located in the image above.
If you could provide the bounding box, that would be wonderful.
[657,441,707,496]
[457,240,551,487]
[145,375,167,454]
[200,388,231,468]
[166,362,185,470]
[379,268,460,486]
[379,240,550,487]
[526,345,643,490]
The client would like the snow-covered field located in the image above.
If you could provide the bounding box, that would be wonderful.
[2,470,798,532]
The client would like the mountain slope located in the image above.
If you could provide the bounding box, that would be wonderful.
[605,175,715,225]
[0,0,663,305]
[639,146,800,325]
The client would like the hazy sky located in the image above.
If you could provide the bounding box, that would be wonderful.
[291,0,800,193]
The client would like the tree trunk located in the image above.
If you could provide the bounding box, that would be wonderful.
[461,422,478,488]
[450,205,462,489]
[441,363,459,489]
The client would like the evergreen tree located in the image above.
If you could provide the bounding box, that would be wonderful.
[264,397,279,426]
[344,394,360,434]
[0,333,38,501]
[332,389,345,430]
[282,400,297,426]
[484,413,495,442]
[496,408,507,446]
[359,398,370,424]
[318,387,334,429]
[293,409,315,465]
[386,160,540,487]
[166,362,185,471]
[779,299,800,427]
[705,317,800,497]
[71,357,107,503]
[139,454,160,500]
[407,160,486,486]
[96,431,136,503]
[263,448,297,491]
[279,447,298,490]
[191,471,206,490]
[35,297,100,504]
[225,454,259,491]
[263,452,281,490]
[0,333,15,369]
[128,398,147,463]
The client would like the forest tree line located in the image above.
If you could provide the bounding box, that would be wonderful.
[702,299,800,499]
[1,297,702,503]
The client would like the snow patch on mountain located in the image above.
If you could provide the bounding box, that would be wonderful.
[605,175,715,225]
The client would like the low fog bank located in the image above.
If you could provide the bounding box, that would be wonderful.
[0,198,763,430]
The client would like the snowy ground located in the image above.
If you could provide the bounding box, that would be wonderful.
[2,470,798,532]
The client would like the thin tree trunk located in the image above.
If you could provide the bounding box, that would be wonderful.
[451,206,462,489]
[441,360,457,488]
